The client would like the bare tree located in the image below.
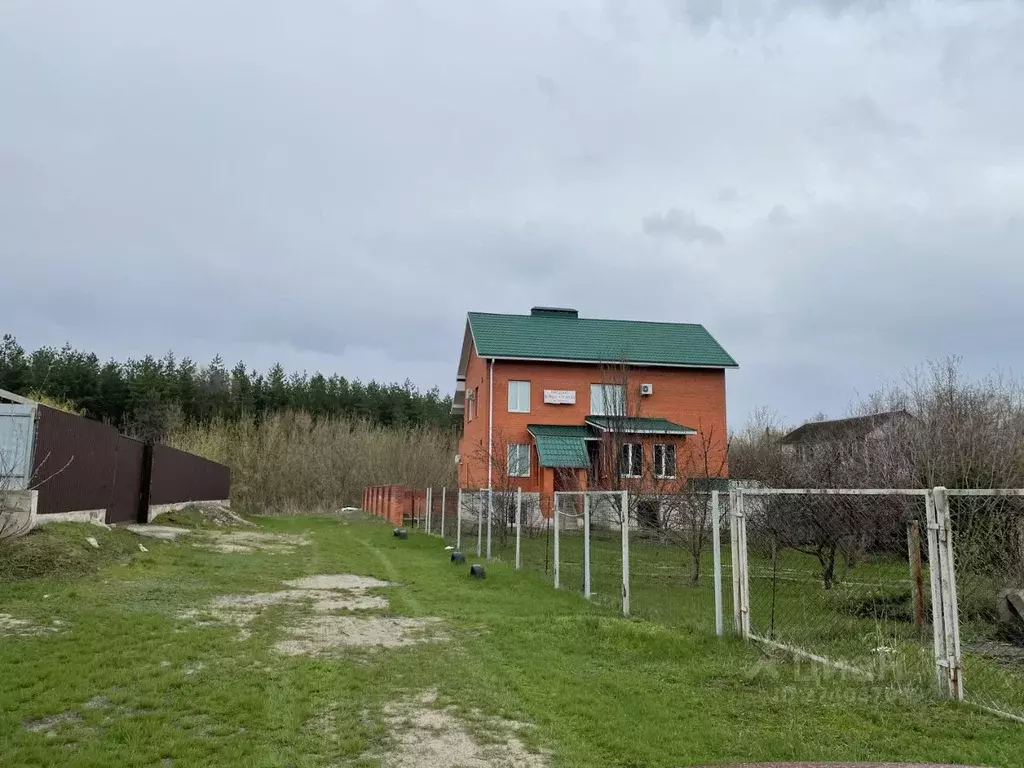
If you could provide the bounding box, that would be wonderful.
[658,421,729,585]
[465,428,528,546]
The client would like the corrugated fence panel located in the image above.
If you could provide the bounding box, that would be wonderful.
[150,444,230,504]
[33,405,119,516]
[109,436,145,524]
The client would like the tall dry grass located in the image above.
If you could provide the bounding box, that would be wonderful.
[169,411,457,514]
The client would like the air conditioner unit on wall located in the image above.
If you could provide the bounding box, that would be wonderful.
[640,383,654,396]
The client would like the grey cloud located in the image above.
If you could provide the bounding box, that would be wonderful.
[768,205,794,226]
[831,96,919,140]
[642,208,725,246]
[3,0,1024,429]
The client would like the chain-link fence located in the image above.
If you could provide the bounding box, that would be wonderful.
[943,489,1024,721]
[376,483,1024,726]
[627,491,732,634]
[738,489,937,694]
[550,492,627,612]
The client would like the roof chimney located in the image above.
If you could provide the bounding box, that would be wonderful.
[530,306,579,319]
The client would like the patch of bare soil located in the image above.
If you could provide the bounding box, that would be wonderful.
[180,573,440,655]
[23,710,82,735]
[275,615,443,656]
[283,575,391,591]
[126,525,191,541]
[0,613,61,637]
[192,530,310,555]
[354,690,546,768]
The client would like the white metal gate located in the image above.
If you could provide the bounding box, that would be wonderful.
[0,404,36,490]
[730,486,1024,721]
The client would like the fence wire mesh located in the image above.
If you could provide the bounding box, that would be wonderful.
[551,492,625,610]
[944,490,1024,721]
[375,483,1024,727]
[740,489,937,694]
[627,491,731,633]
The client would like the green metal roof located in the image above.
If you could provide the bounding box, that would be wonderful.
[531,433,591,468]
[527,424,596,440]
[585,416,696,435]
[467,312,737,368]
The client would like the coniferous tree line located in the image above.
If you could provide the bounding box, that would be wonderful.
[0,334,456,440]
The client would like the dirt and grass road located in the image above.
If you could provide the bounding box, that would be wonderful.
[0,513,1019,767]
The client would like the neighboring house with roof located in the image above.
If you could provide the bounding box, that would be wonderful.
[452,307,738,498]
[780,411,913,467]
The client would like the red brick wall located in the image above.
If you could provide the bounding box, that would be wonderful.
[457,350,729,492]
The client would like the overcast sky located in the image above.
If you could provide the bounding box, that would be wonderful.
[3,0,1024,428]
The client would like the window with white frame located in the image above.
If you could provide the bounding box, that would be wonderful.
[507,380,531,413]
[507,443,531,477]
[619,443,642,477]
[590,383,625,416]
[654,443,676,478]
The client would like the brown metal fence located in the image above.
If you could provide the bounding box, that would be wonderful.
[33,405,119,516]
[109,436,145,524]
[30,405,230,523]
[149,444,231,505]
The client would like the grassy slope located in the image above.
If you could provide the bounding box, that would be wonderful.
[0,517,1019,767]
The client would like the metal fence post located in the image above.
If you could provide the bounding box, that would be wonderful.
[925,489,947,693]
[738,489,751,639]
[440,487,446,539]
[456,488,463,551]
[476,491,483,558]
[933,486,964,700]
[583,493,591,599]
[553,492,561,589]
[621,489,630,617]
[426,486,432,534]
[486,486,493,560]
[515,487,522,570]
[729,488,741,633]
[712,490,723,637]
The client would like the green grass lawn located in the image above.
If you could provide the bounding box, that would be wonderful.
[472,521,1024,724]
[1,515,1022,767]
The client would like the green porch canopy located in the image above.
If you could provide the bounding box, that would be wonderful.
[584,416,696,435]
[527,425,593,468]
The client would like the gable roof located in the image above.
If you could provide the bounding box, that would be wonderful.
[780,411,912,445]
[462,312,738,372]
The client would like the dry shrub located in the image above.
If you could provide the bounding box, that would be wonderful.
[169,411,456,514]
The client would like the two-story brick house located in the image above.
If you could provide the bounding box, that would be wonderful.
[452,307,738,498]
